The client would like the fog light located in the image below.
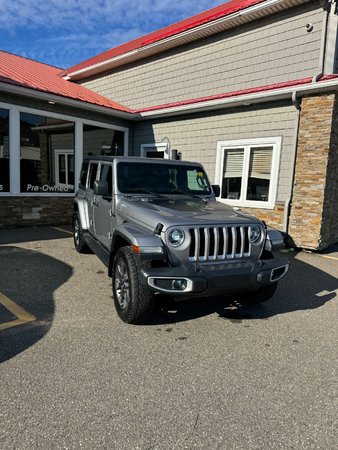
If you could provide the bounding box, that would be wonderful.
[172,279,187,290]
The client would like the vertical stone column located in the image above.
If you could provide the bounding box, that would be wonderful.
[321,96,338,247]
[288,93,336,249]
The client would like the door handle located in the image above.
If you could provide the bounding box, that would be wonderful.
[93,200,99,207]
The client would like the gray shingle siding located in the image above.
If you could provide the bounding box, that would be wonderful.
[81,2,323,110]
[133,102,296,204]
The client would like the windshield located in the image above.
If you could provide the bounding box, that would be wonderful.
[117,162,211,195]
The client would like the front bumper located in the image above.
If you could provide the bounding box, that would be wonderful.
[141,257,289,295]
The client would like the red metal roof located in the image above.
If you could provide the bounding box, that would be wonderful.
[2,52,337,118]
[137,78,313,113]
[0,51,131,113]
[62,0,265,77]
[135,75,338,113]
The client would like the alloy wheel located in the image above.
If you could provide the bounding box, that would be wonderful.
[114,259,130,309]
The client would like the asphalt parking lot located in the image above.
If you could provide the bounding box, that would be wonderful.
[0,227,337,450]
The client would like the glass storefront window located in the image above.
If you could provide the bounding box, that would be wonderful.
[83,124,125,157]
[0,108,10,192]
[20,113,75,193]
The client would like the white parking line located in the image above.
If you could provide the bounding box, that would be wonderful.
[317,254,338,261]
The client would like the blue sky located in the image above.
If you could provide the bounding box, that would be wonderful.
[0,0,225,69]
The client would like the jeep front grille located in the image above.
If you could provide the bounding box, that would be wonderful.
[188,226,251,262]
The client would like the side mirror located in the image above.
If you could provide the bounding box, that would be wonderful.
[94,180,109,197]
[212,184,220,197]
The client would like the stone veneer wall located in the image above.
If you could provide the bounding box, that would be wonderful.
[321,96,338,248]
[239,203,285,231]
[0,197,73,228]
[288,93,338,250]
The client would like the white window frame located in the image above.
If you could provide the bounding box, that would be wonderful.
[54,149,74,189]
[141,143,169,159]
[215,137,282,209]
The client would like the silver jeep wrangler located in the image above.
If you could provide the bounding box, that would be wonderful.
[73,156,289,324]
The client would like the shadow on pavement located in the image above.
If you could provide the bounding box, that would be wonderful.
[319,242,338,257]
[0,246,72,363]
[151,251,337,325]
[0,226,73,245]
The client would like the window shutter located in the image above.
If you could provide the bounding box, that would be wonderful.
[223,148,244,178]
[249,147,273,179]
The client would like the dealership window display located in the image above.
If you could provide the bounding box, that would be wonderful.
[83,124,125,157]
[20,113,75,193]
[0,102,128,198]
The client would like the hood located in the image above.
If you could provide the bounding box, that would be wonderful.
[117,196,261,230]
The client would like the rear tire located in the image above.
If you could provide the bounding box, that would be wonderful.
[112,246,154,324]
[237,282,278,304]
[73,213,91,254]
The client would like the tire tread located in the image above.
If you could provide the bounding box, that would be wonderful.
[113,246,154,324]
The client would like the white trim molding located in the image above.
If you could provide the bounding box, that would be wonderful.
[9,108,20,194]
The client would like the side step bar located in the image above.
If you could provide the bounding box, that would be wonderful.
[83,232,110,268]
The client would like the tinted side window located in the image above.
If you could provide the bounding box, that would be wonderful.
[100,164,113,197]
[88,163,98,190]
[79,162,89,189]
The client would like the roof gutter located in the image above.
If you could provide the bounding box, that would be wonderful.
[0,82,134,120]
[2,76,338,122]
[63,0,300,81]
[135,77,338,119]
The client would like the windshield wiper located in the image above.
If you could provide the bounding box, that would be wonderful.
[123,187,211,201]
[123,188,166,198]
[169,189,210,200]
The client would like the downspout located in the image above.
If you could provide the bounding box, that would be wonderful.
[313,0,331,81]
[283,91,301,236]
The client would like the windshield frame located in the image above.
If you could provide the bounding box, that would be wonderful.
[116,161,212,196]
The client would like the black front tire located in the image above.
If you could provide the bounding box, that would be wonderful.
[237,282,278,304]
[112,246,154,324]
[73,213,91,254]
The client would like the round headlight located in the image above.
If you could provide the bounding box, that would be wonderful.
[168,228,185,247]
[250,225,261,244]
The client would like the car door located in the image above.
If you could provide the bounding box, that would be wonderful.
[93,163,114,249]
[86,162,99,236]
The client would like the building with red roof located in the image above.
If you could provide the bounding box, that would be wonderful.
[0,0,337,249]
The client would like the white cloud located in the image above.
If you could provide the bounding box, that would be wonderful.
[0,0,225,31]
[0,0,226,67]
